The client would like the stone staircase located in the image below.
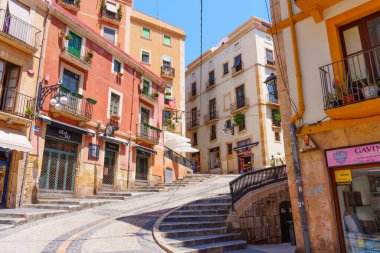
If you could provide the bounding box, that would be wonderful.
[155,174,215,191]
[154,195,247,253]
[25,198,120,212]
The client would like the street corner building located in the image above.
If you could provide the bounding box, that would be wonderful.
[0,0,192,207]
[269,0,380,252]
[185,17,285,175]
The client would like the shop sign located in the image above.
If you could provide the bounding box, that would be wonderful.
[237,149,252,157]
[326,143,380,168]
[209,147,220,153]
[335,170,352,184]
[46,126,82,144]
[105,142,119,152]
[88,144,100,160]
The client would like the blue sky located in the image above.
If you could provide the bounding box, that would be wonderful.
[133,0,270,66]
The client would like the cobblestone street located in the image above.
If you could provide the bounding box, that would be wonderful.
[0,175,237,253]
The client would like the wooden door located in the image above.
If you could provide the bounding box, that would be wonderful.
[4,67,20,112]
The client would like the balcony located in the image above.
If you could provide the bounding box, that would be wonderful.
[60,40,92,71]
[320,46,380,120]
[136,124,161,145]
[231,62,243,76]
[206,79,216,90]
[187,118,200,130]
[0,9,41,52]
[230,98,249,113]
[187,90,197,100]
[161,66,175,79]
[48,85,95,122]
[57,0,80,11]
[139,88,159,105]
[272,120,281,128]
[203,111,219,124]
[266,93,279,105]
[100,9,121,25]
[0,86,35,123]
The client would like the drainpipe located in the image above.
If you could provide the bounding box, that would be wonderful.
[126,68,136,189]
[287,0,305,123]
[19,2,50,207]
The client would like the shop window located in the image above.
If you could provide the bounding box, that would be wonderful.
[209,147,220,170]
[336,168,380,253]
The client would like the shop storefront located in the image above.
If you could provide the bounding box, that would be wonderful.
[234,140,258,173]
[209,147,221,173]
[102,142,118,188]
[327,142,380,253]
[135,145,157,182]
[0,150,11,207]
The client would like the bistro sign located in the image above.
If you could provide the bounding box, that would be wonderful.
[326,143,380,168]
[46,126,82,144]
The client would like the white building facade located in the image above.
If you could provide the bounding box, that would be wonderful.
[185,17,285,174]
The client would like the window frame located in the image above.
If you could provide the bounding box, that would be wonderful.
[142,27,151,39]
[59,62,84,94]
[101,25,118,45]
[163,35,171,46]
[140,49,151,64]
[112,56,123,74]
[65,27,86,59]
[210,125,217,140]
[107,88,123,119]
[265,48,274,65]
[223,62,229,76]
[227,143,233,155]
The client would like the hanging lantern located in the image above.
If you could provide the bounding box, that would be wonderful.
[49,98,58,106]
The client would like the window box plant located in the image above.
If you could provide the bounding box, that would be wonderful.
[25,106,36,119]
[84,51,94,63]
[72,92,83,99]
[233,113,245,126]
[272,109,281,125]
[153,91,159,98]
[359,79,378,99]
[117,6,122,20]
[86,98,97,104]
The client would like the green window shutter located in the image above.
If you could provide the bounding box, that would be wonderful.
[68,31,82,58]
[113,60,121,73]
[164,35,171,45]
[142,28,150,39]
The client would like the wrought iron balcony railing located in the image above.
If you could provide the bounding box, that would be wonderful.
[206,79,215,89]
[164,147,192,169]
[48,85,94,121]
[203,111,219,123]
[320,46,380,110]
[61,40,92,69]
[100,9,121,23]
[0,86,35,119]
[230,98,249,112]
[229,165,287,207]
[0,9,41,50]
[57,0,80,11]
[186,118,199,129]
[161,66,175,78]
[136,124,161,143]
[140,88,159,102]
[187,90,197,100]
[231,62,243,75]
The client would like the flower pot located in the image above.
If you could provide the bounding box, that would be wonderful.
[343,94,354,104]
[362,85,377,99]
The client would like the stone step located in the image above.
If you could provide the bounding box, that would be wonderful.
[161,227,227,238]
[175,240,247,253]
[0,224,15,232]
[0,217,27,226]
[37,199,117,208]
[132,188,166,192]
[164,214,228,222]
[166,233,242,247]
[172,209,230,216]
[0,208,68,222]
[86,195,129,200]
[25,204,82,212]
[180,203,231,211]
[160,220,226,230]
[96,192,133,197]
[194,198,231,204]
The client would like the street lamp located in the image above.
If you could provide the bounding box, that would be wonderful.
[264,73,278,103]
[37,82,69,111]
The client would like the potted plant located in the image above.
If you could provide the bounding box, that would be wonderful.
[359,78,377,99]
[272,109,281,125]
[84,51,94,63]
[334,79,353,104]
[117,6,122,20]
[25,106,35,119]
[100,0,106,11]
[165,91,171,96]
[153,91,159,98]
[325,91,339,108]
[64,33,73,41]
[233,113,245,126]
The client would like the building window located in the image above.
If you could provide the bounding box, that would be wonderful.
[210,125,216,140]
[193,132,198,146]
[163,35,171,45]
[141,50,150,64]
[209,98,217,120]
[191,107,198,127]
[103,26,116,44]
[266,49,274,65]
[227,143,233,155]
[232,54,242,73]
[208,70,215,86]
[62,68,80,92]
[163,110,172,122]
[275,132,281,142]
[109,92,120,116]
[235,85,246,109]
[223,62,229,75]
[191,82,196,97]
[142,27,150,39]
[105,1,117,17]
[272,109,281,127]
[238,115,246,132]
[141,79,150,96]
[265,36,273,43]
[113,59,121,73]
[226,119,234,135]
[67,31,82,58]
[209,147,220,170]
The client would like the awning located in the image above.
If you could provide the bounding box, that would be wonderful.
[99,135,128,146]
[135,144,157,155]
[173,146,199,153]
[0,127,32,152]
[38,115,95,137]
[233,141,259,151]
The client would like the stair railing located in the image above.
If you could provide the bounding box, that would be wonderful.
[229,165,287,208]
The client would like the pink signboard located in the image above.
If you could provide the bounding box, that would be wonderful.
[326,143,380,168]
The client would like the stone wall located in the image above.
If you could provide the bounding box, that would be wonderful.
[229,182,290,244]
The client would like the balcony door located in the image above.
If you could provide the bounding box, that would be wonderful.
[340,12,380,84]
[62,69,80,113]
[235,85,245,108]
[209,98,216,120]
[140,107,150,137]
[191,107,198,127]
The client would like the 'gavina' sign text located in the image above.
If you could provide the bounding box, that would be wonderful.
[326,143,380,168]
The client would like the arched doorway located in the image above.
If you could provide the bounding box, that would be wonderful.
[279,201,293,243]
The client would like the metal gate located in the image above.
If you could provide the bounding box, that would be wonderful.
[103,149,116,186]
[136,152,149,181]
[39,138,78,193]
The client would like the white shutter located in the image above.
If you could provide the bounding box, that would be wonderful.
[8,0,31,24]
[106,2,117,13]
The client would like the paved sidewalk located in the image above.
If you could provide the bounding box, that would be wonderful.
[227,243,296,253]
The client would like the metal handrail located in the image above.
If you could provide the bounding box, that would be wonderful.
[100,9,121,22]
[320,46,380,110]
[136,124,160,143]
[161,66,175,77]
[164,147,192,169]
[203,111,219,123]
[58,0,80,10]
[230,98,249,112]
[0,9,41,50]
[229,165,287,207]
